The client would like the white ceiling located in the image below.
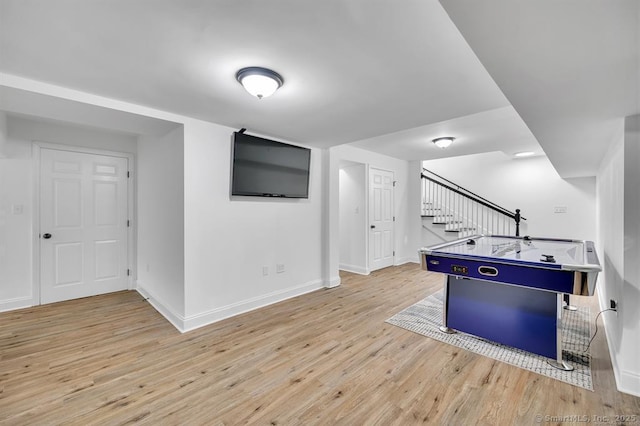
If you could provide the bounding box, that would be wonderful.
[439,0,639,177]
[350,106,542,160]
[0,1,637,177]
[0,86,180,137]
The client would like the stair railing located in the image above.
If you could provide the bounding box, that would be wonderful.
[421,168,525,237]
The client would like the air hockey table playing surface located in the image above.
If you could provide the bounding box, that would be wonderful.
[419,235,601,370]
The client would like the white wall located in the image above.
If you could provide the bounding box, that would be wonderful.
[136,126,186,323]
[407,160,425,255]
[182,121,325,330]
[0,115,137,311]
[621,115,640,396]
[333,145,421,266]
[7,115,138,154]
[339,162,367,274]
[597,116,640,397]
[1,77,330,334]
[0,111,7,157]
[323,148,341,288]
[423,152,597,241]
[0,119,32,310]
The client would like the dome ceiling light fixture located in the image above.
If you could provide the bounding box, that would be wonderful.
[514,151,535,158]
[236,66,284,99]
[432,137,455,149]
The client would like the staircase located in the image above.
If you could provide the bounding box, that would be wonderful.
[421,168,524,243]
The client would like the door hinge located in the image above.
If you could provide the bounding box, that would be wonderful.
[393,181,397,187]
[127,171,130,178]
[393,251,395,256]
[127,269,130,276]
[127,220,130,227]
[393,216,396,222]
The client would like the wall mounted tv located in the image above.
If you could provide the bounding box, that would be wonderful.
[231,131,311,198]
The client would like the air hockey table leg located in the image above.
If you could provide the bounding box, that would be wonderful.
[439,275,456,334]
[563,293,578,311]
[548,293,575,371]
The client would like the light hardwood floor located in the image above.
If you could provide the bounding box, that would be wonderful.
[1,263,639,425]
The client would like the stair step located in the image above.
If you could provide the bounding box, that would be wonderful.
[432,216,455,224]
[445,227,476,232]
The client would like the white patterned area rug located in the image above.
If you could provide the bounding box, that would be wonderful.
[386,291,593,391]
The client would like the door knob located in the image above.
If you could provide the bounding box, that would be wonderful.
[370,225,376,229]
[42,233,52,239]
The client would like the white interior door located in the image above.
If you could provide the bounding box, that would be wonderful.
[369,167,394,271]
[40,148,129,304]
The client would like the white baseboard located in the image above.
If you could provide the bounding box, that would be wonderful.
[0,295,34,313]
[599,290,640,397]
[618,370,640,397]
[340,259,419,275]
[607,330,640,397]
[136,281,186,332]
[324,275,341,288]
[181,279,325,333]
[395,256,419,266]
[339,263,369,275]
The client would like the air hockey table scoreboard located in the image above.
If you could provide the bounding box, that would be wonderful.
[419,235,601,370]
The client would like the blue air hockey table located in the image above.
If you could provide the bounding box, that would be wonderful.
[420,235,601,371]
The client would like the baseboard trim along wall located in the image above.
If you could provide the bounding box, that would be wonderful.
[599,291,640,397]
[618,370,640,397]
[136,281,186,332]
[607,329,640,397]
[0,295,34,313]
[181,279,325,333]
[339,263,369,275]
[324,275,341,288]
[394,257,419,266]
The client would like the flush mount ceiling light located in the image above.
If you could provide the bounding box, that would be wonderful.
[514,151,535,158]
[432,137,455,149]
[236,67,284,99]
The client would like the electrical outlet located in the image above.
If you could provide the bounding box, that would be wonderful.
[554,206,567,214]
[276,264,285,273]
[262,266,269,276]
[610,299,617,310]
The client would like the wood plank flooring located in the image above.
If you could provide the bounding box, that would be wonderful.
[1,263,639,425]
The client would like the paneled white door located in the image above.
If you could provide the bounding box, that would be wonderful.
[40,148,129,304]
[368,168,394,271]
